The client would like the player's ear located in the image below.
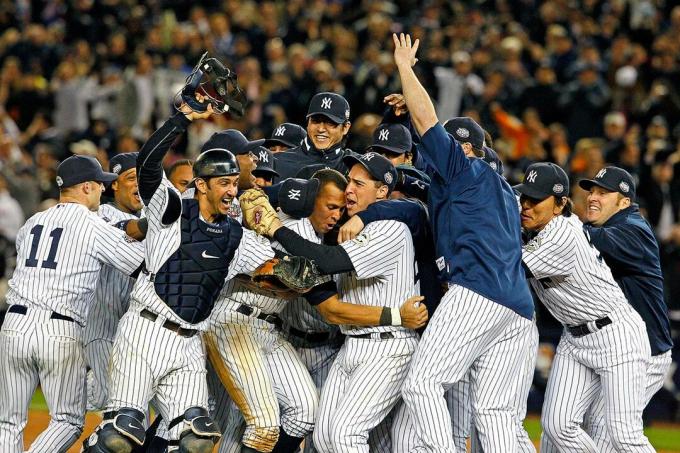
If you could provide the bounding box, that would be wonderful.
[111,180,119,192]
[195,178,208,194]
[342,121,351,136]
[377,183,389,200]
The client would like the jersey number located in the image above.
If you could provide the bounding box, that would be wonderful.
[25,225,63,269]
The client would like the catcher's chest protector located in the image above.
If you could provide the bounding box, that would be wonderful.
[154,199,243,324]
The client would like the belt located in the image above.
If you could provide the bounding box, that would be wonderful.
[286,325,333,343]
[235,304,282,328]
[349,332,395,340]
[139,309,198,338]
[568,316,612,338]
[8,305,75,323]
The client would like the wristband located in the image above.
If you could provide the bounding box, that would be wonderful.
[391,307,402,326]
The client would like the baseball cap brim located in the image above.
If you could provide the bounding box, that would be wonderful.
[241,138,266,153]
[513,183,552,201]
[98,172,118,184]
[578,178,619,194]
[263,138,296,148]
[306,112,344,124]
[252,168,279,178]
[369,144,407,155]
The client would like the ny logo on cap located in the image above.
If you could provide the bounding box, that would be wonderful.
[596,168,607,179]
[527,170,538,183]
[362,152,376,161]
[274,125,286,137]
[288,189,301,200]
[321,97,333,109]
[378,129,389,141]
[56,176,63,187]
[258,150,269,163]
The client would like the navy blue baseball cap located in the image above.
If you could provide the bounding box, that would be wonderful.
[307,92,350,124]
[579,166,635,200]
[482,146,504,176]
[278,178,321,219]
[443,117,485,151]
[252,146,279,178]
[514,162,569,200]
[109,152,139,176]
[396,164,431,184]
[343,151,398,191]
[264,123,307,149]
[105,152,139,196]
[201,129,264,155]
[370,123,412,155]
[56,155,117,189]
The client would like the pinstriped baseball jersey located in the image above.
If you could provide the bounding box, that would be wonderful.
[83,204,138,344]
[338,219,417,335]
[523,215,627,325]
[130,176,274,330]
[7,203,144,325]
[217,215,324,314]
[277,217,337,333]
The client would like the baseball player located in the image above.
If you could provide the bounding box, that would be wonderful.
[167,159,194,194]
[210,169,427,453]
[83,102,275,453]
[392,33,535,452]
[252,146,279,188]
[244,152,427,452]
[540,166,673,452]
[0,155,145,453]
[274,92,353,180]
[343,143,537,452]
[264,123,307,153]
[515,162,654,451]
[84,152,142,411]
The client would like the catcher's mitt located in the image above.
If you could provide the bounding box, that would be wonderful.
[235,256,320,300]
[239,188,281,236]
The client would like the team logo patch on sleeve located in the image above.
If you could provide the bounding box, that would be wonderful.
[353,232,370,246]
[524,236,542,252]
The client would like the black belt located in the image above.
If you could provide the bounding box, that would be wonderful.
[8,305,75,322]
[287,325,333,343]
[568,316,612,338]
[140,309,198,338]
[235,305,282,328]
[350,332,395,340]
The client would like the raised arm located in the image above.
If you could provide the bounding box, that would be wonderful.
[392,34,437,135]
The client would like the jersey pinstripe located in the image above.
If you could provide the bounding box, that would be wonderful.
[83,204,139,410]
[277,216,336,334]
[7,203,144,325]
[84,204,138,344]
[524,215,654,452]
[523,215,627,325]
[0,202,144,453]
[129,177,273,330]
[338,220,417,335]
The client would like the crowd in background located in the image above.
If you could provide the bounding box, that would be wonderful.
[0,0,679,422]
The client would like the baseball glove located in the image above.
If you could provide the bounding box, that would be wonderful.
[236,256,320,299]
[239,188,281,236]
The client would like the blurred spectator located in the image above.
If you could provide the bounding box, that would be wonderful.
[0,174,23,242]
[638,150,680,242]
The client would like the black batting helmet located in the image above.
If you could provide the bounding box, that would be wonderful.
[190,149,239,187]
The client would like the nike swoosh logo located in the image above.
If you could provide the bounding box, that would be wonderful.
[202,250,219,259]
[205,422,213,427]
[129,423,142,430]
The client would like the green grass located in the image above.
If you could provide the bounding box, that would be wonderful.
[29,390,680,451]
[525,417,680,451]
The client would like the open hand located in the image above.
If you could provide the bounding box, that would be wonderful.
[393,33,419,69]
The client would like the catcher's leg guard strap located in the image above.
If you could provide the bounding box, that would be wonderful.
[82,408,146,453]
